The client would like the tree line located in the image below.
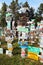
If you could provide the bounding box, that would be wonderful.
[0,0,43,28]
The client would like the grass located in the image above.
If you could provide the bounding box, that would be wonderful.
[0,54,43,65]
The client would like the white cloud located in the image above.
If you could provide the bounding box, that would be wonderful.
[0,2,2,10]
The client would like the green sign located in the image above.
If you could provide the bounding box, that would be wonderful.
[7,21,11,29]
[28,46,40,54]
[17,27,29,33]
[31,19,35,21]
[6,13,12,17]
[0,29,3,36]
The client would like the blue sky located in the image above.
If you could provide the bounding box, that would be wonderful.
[0,0,43,12]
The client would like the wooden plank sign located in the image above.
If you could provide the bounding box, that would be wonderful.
[17,27,29,33]
[28,46,40,55]
[28,52,38,60]
[0,48,3,54]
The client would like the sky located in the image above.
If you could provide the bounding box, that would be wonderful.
[0,0,43,12]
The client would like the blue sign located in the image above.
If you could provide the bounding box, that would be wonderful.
[18,41,28,45]
[20,45,27,49]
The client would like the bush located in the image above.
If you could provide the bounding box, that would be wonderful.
[12,47,21,55]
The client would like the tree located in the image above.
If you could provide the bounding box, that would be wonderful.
[22,1,30,8]
[9,0,16,14]
[34,3,43,28]
[9,0,20,14]
[1,2,7,17]
[29,7,34,20]
[1,17,7,28]
[38,3,43,16]
[9,0,20,21]
[1,2,7,33]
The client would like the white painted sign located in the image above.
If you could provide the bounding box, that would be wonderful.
[6,50,12,57]
[0,48,3,54]
[39,32,43,48]
[7,43,12,49]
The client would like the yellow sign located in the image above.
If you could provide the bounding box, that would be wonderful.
[28,52,38,60]
[8,48,13,51]
[7,43,13,51]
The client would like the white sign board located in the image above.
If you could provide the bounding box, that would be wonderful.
[6,50,12,56]
[7,43,12,49]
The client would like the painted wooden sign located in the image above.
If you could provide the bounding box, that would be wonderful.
[17,27,29,33]
[0,48,3,54]
[28,52,38,60]
[28,46,40,54]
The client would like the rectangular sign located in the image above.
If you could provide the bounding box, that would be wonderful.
[28,46,40,54]
[6,50,12,56]
[17,27,29,33]
[7,21,11,29]
[7,43,13,51]
[0,48,3,54]
[28,52,38,60]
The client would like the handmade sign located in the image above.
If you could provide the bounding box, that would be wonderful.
[18,41,22,45]
[17,27,29,33]
[28,52,38,60]
[0,42,1,45]
[7,21,11,29]
[28,46,40,54]
[39,33,43,48]
[6,50,12,57]
[6,13,12,17]
[7,43,13,51]
[18,41,28,45]
[0,48,3,54]
[20,45,27,49]
[30,24,35,31]
[21,48,26,58]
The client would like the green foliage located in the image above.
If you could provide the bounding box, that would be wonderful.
[0,54,43,65]
[22,1,30,8]
[0,2,7,28]
[29,7,34,20]
[1,17,7,28]
[1,2,7,17]
[38,3,43,13]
